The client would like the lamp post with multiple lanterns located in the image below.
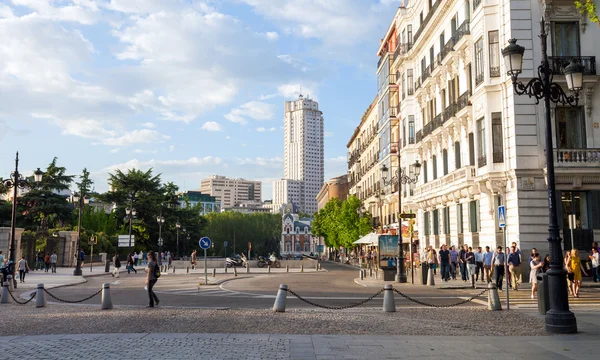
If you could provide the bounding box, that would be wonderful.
[72,191,90,276]
[125,206,137,255]
[501,18,584,334]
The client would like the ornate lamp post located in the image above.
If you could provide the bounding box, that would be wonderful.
[72,191,90,276]
[176,221,181,259]
[1,153,42,271]
[380,160,421,283]
[156,215,165,264]
[501,19,584,334]
[125,206,137,254]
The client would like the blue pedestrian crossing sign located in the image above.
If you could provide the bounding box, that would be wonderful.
[199,237,211,250]
[498,206,506,228]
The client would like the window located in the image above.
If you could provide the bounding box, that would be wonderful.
[443,207,450,235]
[408,116,415,144]
[424,212,430,236]
[432,155,438,180]
[457,203,464,234]
[402,118,407,148]
[469,200,479,232]
[402,72,406,99]
[442,149,449,175]
[556,107,586,148]
[488,31,500,77]
[468,132,475,166]
[491,112,504,163]
[552,22,580,56]
[475,37,484,86]
[455,141,461,169]
[407,69,414,95]
[433,209,439,235]
[420,11,423,26]
[477,118,486,167]
[407,25,413,46]
[423,160,428,183]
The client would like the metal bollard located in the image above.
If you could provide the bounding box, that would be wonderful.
[101,283,113,310]
[369,268,373,277]
[316,263,319,271]
[471,274,475,289]
[487,282,502,311]
[187,266,190,274]
[233,267,238,277]
[246,263,250,273]
[272,284,288,312]
[427,267,435,286]
[1,282,9,304]
[173,266,176,273]
[35,284,47,308]
[268,265,271,273]
[104,261,111,273]
[383,284,396,312]
[286,265,289,273]
[300,265,304,273]
[7,275,14,292]
[360,269,364,280]
[212,268,216,277]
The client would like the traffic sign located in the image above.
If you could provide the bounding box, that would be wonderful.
[316,245,324,253]
[199,237,211,249]
[498,206,506,228]
[400,213,416,219]
[224,241,228,247]
[88,236,97,245]
[158,237,164,246]
[117,235,134,247]
[248,242,252,250]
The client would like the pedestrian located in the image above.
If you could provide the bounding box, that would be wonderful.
[567,249,587,298]
[36,250,44,271]
[508,246,522,291]
[167,251,172,266]
[483,246,493,283]
[438,244,450,282]
[529,253,543,299]
[127,253,137,274]
[449,245,458,280]
[143,251,148,265]
[191,250,197,269]
[542,254,550,273]
[474,247,484,282]
[145,251,160,308]
[427,248,436,272]
[79,249,85,267]
[112,253,121,278]
[0,250,4,266]
[589,248,599,282]
[459,244,468,282]
[50,251,57,273]
[492,246,505,291]
[44,253,50,273]
[466,247,475,283]
[564,251,572,295]
[528,248,539,264]
[133,252,139,267]
[431,247,438,275]
[18,256,30,283]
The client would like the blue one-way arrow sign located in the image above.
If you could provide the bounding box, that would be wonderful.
[199,237,211,249]
[498,206,506,228]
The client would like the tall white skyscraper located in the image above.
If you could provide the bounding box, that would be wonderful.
[273,94,324,214]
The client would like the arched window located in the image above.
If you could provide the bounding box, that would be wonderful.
[304,238,310,252]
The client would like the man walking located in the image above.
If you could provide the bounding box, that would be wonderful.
[438,245,451,282]
[475,247,484,282]
[459,245,468,282]
[449,246,458,280]
[191,250,197,269]
[50,251,57,273]
[483,246,493,283]
[508,246,521,291]
[492,246,506,291]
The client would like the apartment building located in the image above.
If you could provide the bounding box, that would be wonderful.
[376,0,599,258]
[200,175,261,209]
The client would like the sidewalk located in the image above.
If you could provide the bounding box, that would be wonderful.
[11,264,109,290]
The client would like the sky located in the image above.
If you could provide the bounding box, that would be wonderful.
[0,0,400,200]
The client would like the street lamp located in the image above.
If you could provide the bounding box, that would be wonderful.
[125,207,137,254]
[72,191,90,276]
[176,221,181,259]
[501,19,584,334]
[157,215,165,264]
[1,152,42,273]
[380,160,421,283]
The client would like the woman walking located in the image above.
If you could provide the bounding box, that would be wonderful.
[145,251,160,308]
[567,249,588,298]
[529,253,543,299]
[542,254,550,273]
[127,253,137,274]
[112,253,121,278]
[18,256,30,283]
[564,251,573,295]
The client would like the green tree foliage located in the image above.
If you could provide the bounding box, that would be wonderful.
[576,0,600,26]
[202,212,281,257]
[312,196,372,249]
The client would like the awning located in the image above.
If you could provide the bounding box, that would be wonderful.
[353,233,379,246]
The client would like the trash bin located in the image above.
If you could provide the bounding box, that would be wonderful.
[537,272,549,315]
[421,263,428,285]
[104,260,111,273]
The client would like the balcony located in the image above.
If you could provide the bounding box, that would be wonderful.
[377,52,393,70]
[412,0,442,44]
[554,148,600,167]
[490,66,501,78]
[454,21,471,51]
[415,77,422,92]
[394,42,413,60]
[473,0,482,11]
[548,56,596,75]
[443,103,457,122]
[475,72,484,87]
[415,129,423,143]
[421,65,432,84]
[390,105,399,118]
[432,113,444,130]
[478,155,487,168]
[389,72,397,85]
[493,151,504,163]
[440,36,457,65]
[456,90,472,115]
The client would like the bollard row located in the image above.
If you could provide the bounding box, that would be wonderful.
[0,282,113,310]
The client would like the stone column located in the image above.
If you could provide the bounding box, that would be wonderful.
[58,231,78,267]
[0,227,24,263]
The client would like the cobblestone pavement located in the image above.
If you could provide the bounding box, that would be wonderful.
[0,333,595,360]
[0,305,547,337]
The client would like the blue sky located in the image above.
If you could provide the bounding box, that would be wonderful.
[0,0,400,199]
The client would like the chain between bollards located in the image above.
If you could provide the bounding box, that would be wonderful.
[393,288,488,308]
[285,288,384,310]
[43,288,102,304]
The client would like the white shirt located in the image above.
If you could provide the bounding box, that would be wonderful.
[18,259,27,271]
[50,254,57,263]
[592,253,599,268]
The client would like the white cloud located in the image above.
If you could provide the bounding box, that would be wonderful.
[102,129,170,146]
[0,3,15,18]
[237,157,283,167]
[109,148,120,153]
[256,127,266,132]
[104,156,223,173]
[269,127,276,132]
[201,121,223,132]
[324,131,334,137]
[263,31,279,41]
[133,148,158,154]
[141,122,156,128]
[277,83,319,100]
[327,156,347,163]
[224,101,275,125]
[225,136,231,140]
[169,145,175,152]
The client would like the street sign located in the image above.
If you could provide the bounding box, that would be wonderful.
[199,237,211,250]
[158,237,164,246]
[400,213,416,219]
[117,235,135,247]
[224,241,228,247]
[88,236,97,245]
[498,205,506,228]
[316,245,324,253]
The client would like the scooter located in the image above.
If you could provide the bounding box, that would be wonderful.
[257,255,281,268]
[225,255,245,268]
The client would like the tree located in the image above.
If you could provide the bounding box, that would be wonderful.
[576,0,600,26]
[312,196,372,249]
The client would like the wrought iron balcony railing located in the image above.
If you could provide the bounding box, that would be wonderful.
[548,56,596,75]
[413,0,442,44]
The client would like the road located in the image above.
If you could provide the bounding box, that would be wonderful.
[28,262,489,309]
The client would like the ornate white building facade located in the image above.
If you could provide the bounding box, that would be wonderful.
[375,0,599,260]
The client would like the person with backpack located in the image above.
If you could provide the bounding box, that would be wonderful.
[145,251,160,308]
[112,253,121,278]
[18,256,30,283]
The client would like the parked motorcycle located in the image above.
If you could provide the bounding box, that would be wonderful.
[257,255,281,268]
[225,255,245,268]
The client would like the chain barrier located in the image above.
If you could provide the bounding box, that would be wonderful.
[286,288,384,310]
[393,288,488,308]
[3,285,37,305]
[43,288,102,304]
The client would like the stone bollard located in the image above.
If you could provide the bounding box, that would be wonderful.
[187,266,190,274]
[7,275,14,292]
[268,265,271,274]
[471,274,476,289]
[212,268,216,277]
[488,282,502,311]
[272,284,288,312]
[427,267,435,286]
[173,266,176,274]
[360,269,364,280]
[286,265,289,273]
[369,268,373,277]
[224,266,228,274]
[300,265,304,273]
[383,284,396,312]
[246,263,250,273]
[101,283,113,310]
[316,263,319,271]
[233,267,238,277]
[1,282,9,304]
[35,284,47,308]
